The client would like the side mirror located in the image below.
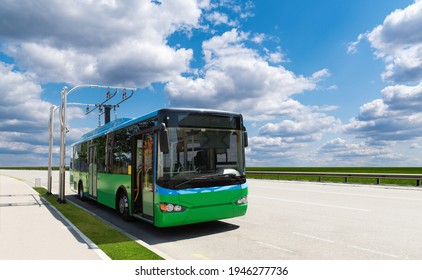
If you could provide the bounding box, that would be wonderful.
[159,123,169,153]
[243,126,248,147]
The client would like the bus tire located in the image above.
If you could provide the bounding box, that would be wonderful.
[78,181,85,201]
[117,189,130,221]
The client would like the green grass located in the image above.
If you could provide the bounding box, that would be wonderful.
[246,167,422,186]
[34,187,163,260]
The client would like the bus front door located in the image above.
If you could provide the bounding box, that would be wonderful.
[88,145,98,198]
[133,133,154,221]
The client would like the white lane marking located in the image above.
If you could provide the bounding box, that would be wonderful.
[255,241,295,254]
[349,245,399,259]
[254,180,422,201]
[250,195,371,212]
[255,181,422,202]
[293,232,335,243]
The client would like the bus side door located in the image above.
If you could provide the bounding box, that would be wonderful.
[88,144,98,198]
[132,133,154,221]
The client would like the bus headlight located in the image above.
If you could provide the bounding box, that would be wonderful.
[236,196,248,205]
[159,203,186,213]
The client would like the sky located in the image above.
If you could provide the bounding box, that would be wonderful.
[1,0,422,167]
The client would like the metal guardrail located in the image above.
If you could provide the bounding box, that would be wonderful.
[246,171,422,186]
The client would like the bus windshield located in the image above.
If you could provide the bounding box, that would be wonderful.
[157,127,246,189]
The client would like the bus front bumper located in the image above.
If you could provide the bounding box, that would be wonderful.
[154,203,248,228]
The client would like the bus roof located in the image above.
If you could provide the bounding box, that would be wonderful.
[71,107,243,146]
[158,107,241,116]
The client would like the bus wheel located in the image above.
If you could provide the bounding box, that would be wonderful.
[118,191,130,221]
[78,182,85,201]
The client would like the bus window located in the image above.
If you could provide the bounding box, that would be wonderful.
[109,128,131,174]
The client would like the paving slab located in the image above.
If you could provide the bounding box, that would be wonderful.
[0,174,106,260]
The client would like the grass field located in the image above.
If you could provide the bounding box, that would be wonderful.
[246,167,422,186]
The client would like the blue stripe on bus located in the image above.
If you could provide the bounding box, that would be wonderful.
[155,183,248,196]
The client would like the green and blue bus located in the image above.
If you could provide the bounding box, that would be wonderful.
[70,108,248,227]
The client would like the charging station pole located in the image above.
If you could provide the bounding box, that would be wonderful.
[58,87,68,203]
[47,105,58,195]
[57,84,136,203]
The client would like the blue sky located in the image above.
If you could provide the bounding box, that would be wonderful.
[1,0,422,167]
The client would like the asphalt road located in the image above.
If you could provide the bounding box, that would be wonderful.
[3,169,422,260]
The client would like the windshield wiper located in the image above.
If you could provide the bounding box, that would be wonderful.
[173,175,213,189]
[173,173,243,189]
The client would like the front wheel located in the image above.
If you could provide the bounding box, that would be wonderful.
[117,191,130,221]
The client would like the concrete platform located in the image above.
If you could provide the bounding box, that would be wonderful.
[0,174,108,260]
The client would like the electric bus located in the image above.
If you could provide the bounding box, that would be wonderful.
[70,108,248,227]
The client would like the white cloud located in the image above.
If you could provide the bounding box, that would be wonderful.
[0,62,49,131]
[317,138,401,166]
[205,11,237,26]
[345,82,422,143]
[0,140,52,155]
[66,126,93,144]
[165,29,325,118]
[97,40,193,87]
[6,43,99,84]
[0,60,94,166]
[411,143,422,149]
[1,0,201,86]
[259,108,341,142]
[311,69,331,81]
[246,136,311,166]
[365,0,422,83]
[0,62,58,165]
[382,82,422,111]
[251,33,266,44]
[347,33,365,54]
[198,0,213,10]
[264,47,285,64]
[205,0,255,20]
[356,99,388,120]
[342,0,422,166]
